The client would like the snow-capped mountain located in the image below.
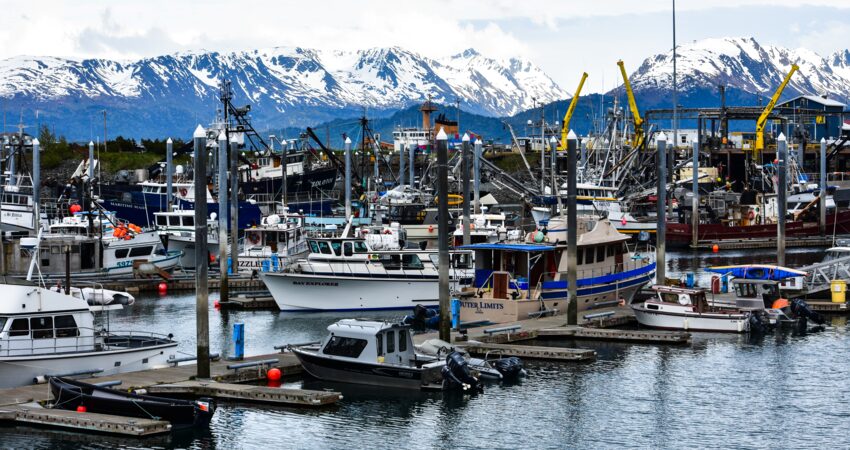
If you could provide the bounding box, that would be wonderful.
[623,37,850,107]
[0,46,567,139]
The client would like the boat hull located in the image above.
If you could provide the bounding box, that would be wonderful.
[166,235,220,269]
[293,348,425,389]
[261,272,444,311]
[632,305,750,332]
[0,342,177,389]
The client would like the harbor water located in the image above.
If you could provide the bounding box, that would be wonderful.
[2,248,848,449]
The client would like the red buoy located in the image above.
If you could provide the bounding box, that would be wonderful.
[712,244,719,253]
[158,282,167,294]
[267,367,282,381]
[267,379,282,388]
[76,405,87,413]
[214,300,221,308]
[69,204,82,214]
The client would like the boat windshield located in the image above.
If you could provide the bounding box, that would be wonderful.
[322,336,368,358]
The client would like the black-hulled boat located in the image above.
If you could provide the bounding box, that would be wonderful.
[49,377,216,428]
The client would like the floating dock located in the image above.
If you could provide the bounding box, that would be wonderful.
[537,327,691,344]
[462,342,596,361]
[0,405,172,436]
[691,236,834,250]
[218,293,276,310]
[144,380,341,406]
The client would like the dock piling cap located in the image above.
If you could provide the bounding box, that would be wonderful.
[436,127,447,141]
[656,131,667,142]
[193,124,206,139]
[344,136,352,144]
[777,132,786,141]
[462,133,470,142]
[567,130,577,140]
[166,137,172,144]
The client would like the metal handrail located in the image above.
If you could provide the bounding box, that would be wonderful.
[0,326,173,357]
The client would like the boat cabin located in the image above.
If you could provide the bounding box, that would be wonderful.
[648,285,711,313]
[731,279,781,310]
[321,319,415,366]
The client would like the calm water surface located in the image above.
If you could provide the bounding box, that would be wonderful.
[1,248,848,449]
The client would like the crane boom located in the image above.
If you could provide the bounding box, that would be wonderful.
[558,72,588,150]
[755,64,799,153]
[617,60,645,150]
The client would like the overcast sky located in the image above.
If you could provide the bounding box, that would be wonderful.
[2,0,849,93]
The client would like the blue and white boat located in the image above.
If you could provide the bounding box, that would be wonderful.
[457,218,655,324]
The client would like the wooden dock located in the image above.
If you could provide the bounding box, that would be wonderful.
[0,405,171,436]
[144,380,341,406]
[807,301,849,314]
[99,274,267,293]
[691,236,834,250]
[461,342,596,362]
[218,293,277,310]
[538,327,691,344]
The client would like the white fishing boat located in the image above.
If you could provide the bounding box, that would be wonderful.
[0,283,177,388]
[631,285,753,333]
[239,210,309,272]
[261,234,473,312]
[452,209,507,246]
[155,208,220,269]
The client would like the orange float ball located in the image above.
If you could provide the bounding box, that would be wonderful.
[267,367,282,381]
[712,244,719,253]
[76,405,87,413]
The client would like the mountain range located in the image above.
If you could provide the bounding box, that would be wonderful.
[1,37,848,141]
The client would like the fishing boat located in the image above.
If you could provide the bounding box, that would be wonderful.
[456,218,655,324]
[239,210,309,272]
[452,209,508,246]
[0,283,178,388]
[154,208,220,269]
[50,377,215,427]
[290,319,479,390]
[631,285,756,332]
[261,232,473,312]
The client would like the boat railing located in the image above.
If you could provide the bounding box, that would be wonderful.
[0,326,171,357]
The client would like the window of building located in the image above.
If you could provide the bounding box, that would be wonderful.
[128,246,153,257]
[386,330,395,353]
[31,316,54,339]
[9,318,28,337]
[321,336,368,358]
[54,315,79,338]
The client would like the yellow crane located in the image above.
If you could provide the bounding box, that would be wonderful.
[755,64,799,155]
[617,60,645,150]
[558,72,588,150]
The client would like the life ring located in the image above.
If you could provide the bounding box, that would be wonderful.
[435,194,463,206]
[180,188,188,197]
[748,211,755,221]
[383,229,391,235]
[247,233,260,245]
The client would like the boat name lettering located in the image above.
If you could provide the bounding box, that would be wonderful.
[460,301,504,310]
[293,281,339,287]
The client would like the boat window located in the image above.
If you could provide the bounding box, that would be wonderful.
[585,247,595,265]
[734,283,758,298]
[660,293,680,303]
[646,303,660,310]
[398,329,408,352]
[184,216,194,226]
[115,248,130,258]
[129,246,154,257]
[156,216,167,226]
[330,240,342,256]
[607,245,615,257]
[380,254,402,270]
[402,254,424,270]
[343,242,353,257]
[576,249,583,265]
[318,241,332,255]
[386,330,395,353]
[0,317,5,333]
[597,247,605,263]
[54,315,79,338]
[168,216,180,226]
[376,334,384,356]
[353,241,369,253]
[309,241,319,253]
[452,253,472,269]
[31,317,54,339]
[9,318,28,337]
[322,336,368,358]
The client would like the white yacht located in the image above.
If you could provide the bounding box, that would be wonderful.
[261,235,473,312]
[0,282,177,388]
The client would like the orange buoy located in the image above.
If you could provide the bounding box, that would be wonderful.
[76,405,87,413]
[267,367,282,381]
[712,244,719,253]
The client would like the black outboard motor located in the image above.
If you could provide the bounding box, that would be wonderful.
[790,299,825,325]
[492,357,526,379]
[442,351,481,391]
[748,311,768,334]
[405,304,438,331]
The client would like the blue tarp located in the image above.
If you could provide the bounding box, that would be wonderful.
[705,265,807,281]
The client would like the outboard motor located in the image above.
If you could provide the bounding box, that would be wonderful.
[442,351,481,392]
[404,304,438,331]
[748,311,768,334]
[790,299,825,325]
[193,397,217,426]
[493,356,526,379]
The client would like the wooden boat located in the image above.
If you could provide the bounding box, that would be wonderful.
[631,285,756,333]
[49,377,216,427]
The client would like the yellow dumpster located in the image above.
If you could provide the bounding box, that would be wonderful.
[831,280,847,303]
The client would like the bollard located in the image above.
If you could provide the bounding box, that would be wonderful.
[233,323,245,360]
[451,298,461,330]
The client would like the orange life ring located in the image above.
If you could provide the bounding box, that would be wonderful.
[248,233,260,245]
